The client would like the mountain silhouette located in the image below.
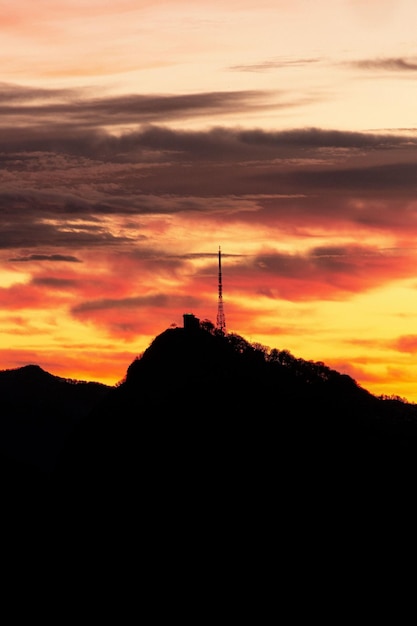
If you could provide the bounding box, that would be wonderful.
[2,327,416,486]
[3,327,417,501]
[0,363,110,497]
[52,323,417,515]
[4,324,417,585]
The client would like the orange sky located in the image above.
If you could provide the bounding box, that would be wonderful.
[2,0,417,400]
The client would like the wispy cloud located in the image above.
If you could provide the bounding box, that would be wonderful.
[228,57,322,72]
[225,245,417,302]
[1,115,417,261]
[349,57,417,72]
[0,84,279,131]
[392,335,417,354]
[9,254,82,262]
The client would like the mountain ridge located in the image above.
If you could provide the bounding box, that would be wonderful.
[3,323,417,492]
[3,323,417,557]
[55,325,417,495]
[0,363,111,474]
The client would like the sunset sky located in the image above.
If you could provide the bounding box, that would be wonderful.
[2,0,417,400]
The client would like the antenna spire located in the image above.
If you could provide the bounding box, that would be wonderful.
[216,246,226,334]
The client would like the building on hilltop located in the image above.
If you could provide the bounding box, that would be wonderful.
[183,313,200,331]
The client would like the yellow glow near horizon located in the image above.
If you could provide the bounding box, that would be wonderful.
[0,270,31,288]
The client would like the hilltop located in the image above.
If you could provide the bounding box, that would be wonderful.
[3,322,417,564]
[54,323,417,508]
[0,364,110,476]
[3,323,417,512]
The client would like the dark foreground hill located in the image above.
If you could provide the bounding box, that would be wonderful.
[4,326,417,593]
[4,327,417,505]
[55,325,417,513]
[0,364,110,495]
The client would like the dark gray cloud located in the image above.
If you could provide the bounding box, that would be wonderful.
[235,127,411,149]
[253,248,373,278]
[217,243,417,302]
[1,84,417,256]
[2,123,413,162]
[0,201,130,251]
[8,254,82,263]
[257,161,417,194]
[31,277,79,288]
[0,82,84,103]
[310,245,378,258]
[71,293,201,314]
[0,84,277,133]
[113,125,412,162]
[349,57,417,72]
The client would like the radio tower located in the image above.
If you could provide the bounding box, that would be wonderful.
[216,246,226,334]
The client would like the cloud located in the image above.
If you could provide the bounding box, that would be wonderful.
[2,121,413,164]
[0,282,69,311]
[350,57,417,72]
[69,291,204,339]
[0,82,83,103]
[228,57,322,72]
[391,335,417,354]
[0,85,278,133]
[222,245,417,301]
[0,201,130,251]
[30,277,79,290]
[1,98,417,272]
[280,161,417,194]
[8,254,82,262]
[72,293,170,313]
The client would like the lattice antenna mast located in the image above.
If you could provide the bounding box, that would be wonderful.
[216,246,226,334]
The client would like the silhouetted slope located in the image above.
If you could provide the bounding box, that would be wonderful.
[3,327,417,527]
[0,364,111,473]
[55,326,417,517]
